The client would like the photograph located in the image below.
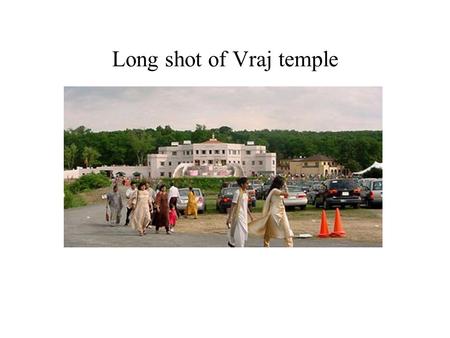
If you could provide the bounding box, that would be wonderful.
[64,86,382,247]
[5,2,450,337]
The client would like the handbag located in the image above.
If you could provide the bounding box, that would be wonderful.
[105,207,110,222]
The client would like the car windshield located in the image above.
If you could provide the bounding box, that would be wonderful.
[222,187,238,195]
[328,180,358,189]
[287,186,303,193]
[372,181,383,190]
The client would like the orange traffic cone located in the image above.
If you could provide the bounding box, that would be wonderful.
[330,208,346,237]
[317,210,330,237]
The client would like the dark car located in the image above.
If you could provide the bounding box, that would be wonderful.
[250,180,264,199]
[307,182,324,205]
[314,179,362,209]
[301,181,316,192]
[216,187,256,213]
[262,180,273,199]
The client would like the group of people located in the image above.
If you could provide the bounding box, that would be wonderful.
[106,182,199,236]
[226,175,294,247]
[107,175,295,246]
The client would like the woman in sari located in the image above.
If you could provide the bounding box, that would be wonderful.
[129,182,153,236]
[155,184,170,234]
[184,186,198,219]
[248,176,294,247]
[226,177,254,247]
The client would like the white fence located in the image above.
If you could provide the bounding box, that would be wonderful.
[64,165,151,180]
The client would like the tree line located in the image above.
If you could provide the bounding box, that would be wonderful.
[64,125,382,172]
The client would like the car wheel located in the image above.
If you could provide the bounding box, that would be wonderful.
[300,205,306,210]
[315,200,321,208]
[353,204,360,209]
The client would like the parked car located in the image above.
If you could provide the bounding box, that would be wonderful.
[307,182,325,205]
[360,179,383,208]
[283,185,308,210]
[314,179,362,209]
[250,180,264,199]
[302,181,317,192]
[247,184,257,204]
[216,187,256,213]
[262,180,273,199]
[177,188,206,214]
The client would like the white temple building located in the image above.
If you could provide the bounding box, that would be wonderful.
[147,135,276,178]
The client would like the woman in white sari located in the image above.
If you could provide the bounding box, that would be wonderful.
[129,182,154,236]
[249,176,294,247]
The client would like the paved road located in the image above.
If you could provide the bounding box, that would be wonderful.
[65,204,381,247]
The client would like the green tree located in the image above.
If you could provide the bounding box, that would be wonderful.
[64,143,78,169]
[129,132,154,165]
[64,126,382,172]
[82,146,100,168]
[192,124,210,143]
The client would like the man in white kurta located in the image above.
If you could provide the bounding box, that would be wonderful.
[124,183,137,225]
[226,177,254,247]
[168,182,181,216]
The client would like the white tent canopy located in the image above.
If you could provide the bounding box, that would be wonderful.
[353,161,383,175]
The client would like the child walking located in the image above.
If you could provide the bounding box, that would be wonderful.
[169,204,178,233]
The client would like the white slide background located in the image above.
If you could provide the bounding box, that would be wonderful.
[1,1,449,337]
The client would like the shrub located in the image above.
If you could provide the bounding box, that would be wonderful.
[64,186,86,209]
[64,173,110,208]
[68,173,111,193]
[160,177,249,193]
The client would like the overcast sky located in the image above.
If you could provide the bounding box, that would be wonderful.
[64,87,381,131]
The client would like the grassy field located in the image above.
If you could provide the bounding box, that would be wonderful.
[71,186,382,223]
[203,193,381,219]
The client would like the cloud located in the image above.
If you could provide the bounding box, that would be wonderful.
[64,87,381,131]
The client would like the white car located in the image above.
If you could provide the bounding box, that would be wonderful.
[176,188,206,214]
[360,179,383,208]
[283,185,308,210]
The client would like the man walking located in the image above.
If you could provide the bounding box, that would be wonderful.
[168,182,181,217]
[106,185,123,226]
[124,183,137,226]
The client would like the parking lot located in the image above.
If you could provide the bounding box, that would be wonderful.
[64,195,382,247]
